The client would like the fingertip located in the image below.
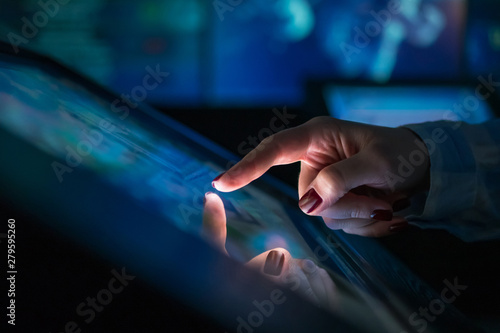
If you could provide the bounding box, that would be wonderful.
[211,172,225,190]
[204,191,215,204]
[201,191,229,256]
[263,250,285,276]
[204,190,216,199]
[203,191,224,211]
[211,181,231,193]
[211,171,241,192]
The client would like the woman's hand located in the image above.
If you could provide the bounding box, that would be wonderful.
[212,117,429,237]
[202,192,338,312]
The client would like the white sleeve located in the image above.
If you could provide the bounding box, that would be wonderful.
[402,119,500,241]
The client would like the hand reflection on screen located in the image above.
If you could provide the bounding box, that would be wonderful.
[201,192,338,312]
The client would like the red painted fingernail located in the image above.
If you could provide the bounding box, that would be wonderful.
[263,250,285,276]
[298,188,323,214]
[370,210,393,221]
[389,222,410,233]
[211,172,225,188]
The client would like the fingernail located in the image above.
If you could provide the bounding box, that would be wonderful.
[263,250,284,276]
[211,172,225,188]
[301,259,318,275]
[204,191,214,204]
[370,210,393,221]
[389,222,410,233]
[393,198,411,212]
[298,188,323,214]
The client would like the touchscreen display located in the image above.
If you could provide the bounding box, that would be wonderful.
[0,58,314,263]
[324,85,494,127]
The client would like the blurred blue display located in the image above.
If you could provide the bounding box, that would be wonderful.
[324,85,494,127]
[0,0,207,106]
[212,0,465,106]
[1,0,498,107]
[466,0,500,79]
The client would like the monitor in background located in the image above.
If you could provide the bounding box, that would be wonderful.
[211,0,466,106]
[323,85,496,127]
[0,0,473,108]
[466,0,500,80]
[0,0,207,106]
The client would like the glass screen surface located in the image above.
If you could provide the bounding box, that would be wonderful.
[0,57,316,263]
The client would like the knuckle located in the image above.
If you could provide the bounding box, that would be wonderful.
[260,135,275,147]
[307,116,325,126]
[349,207,364,219]
[319,169,346,202]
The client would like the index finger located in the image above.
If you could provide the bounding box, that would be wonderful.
[212,124,311,192]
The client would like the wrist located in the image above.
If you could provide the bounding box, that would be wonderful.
[398,127,431,193]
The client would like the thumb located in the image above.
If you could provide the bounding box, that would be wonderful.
[298,152,384,215]
[201,192,229,255]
